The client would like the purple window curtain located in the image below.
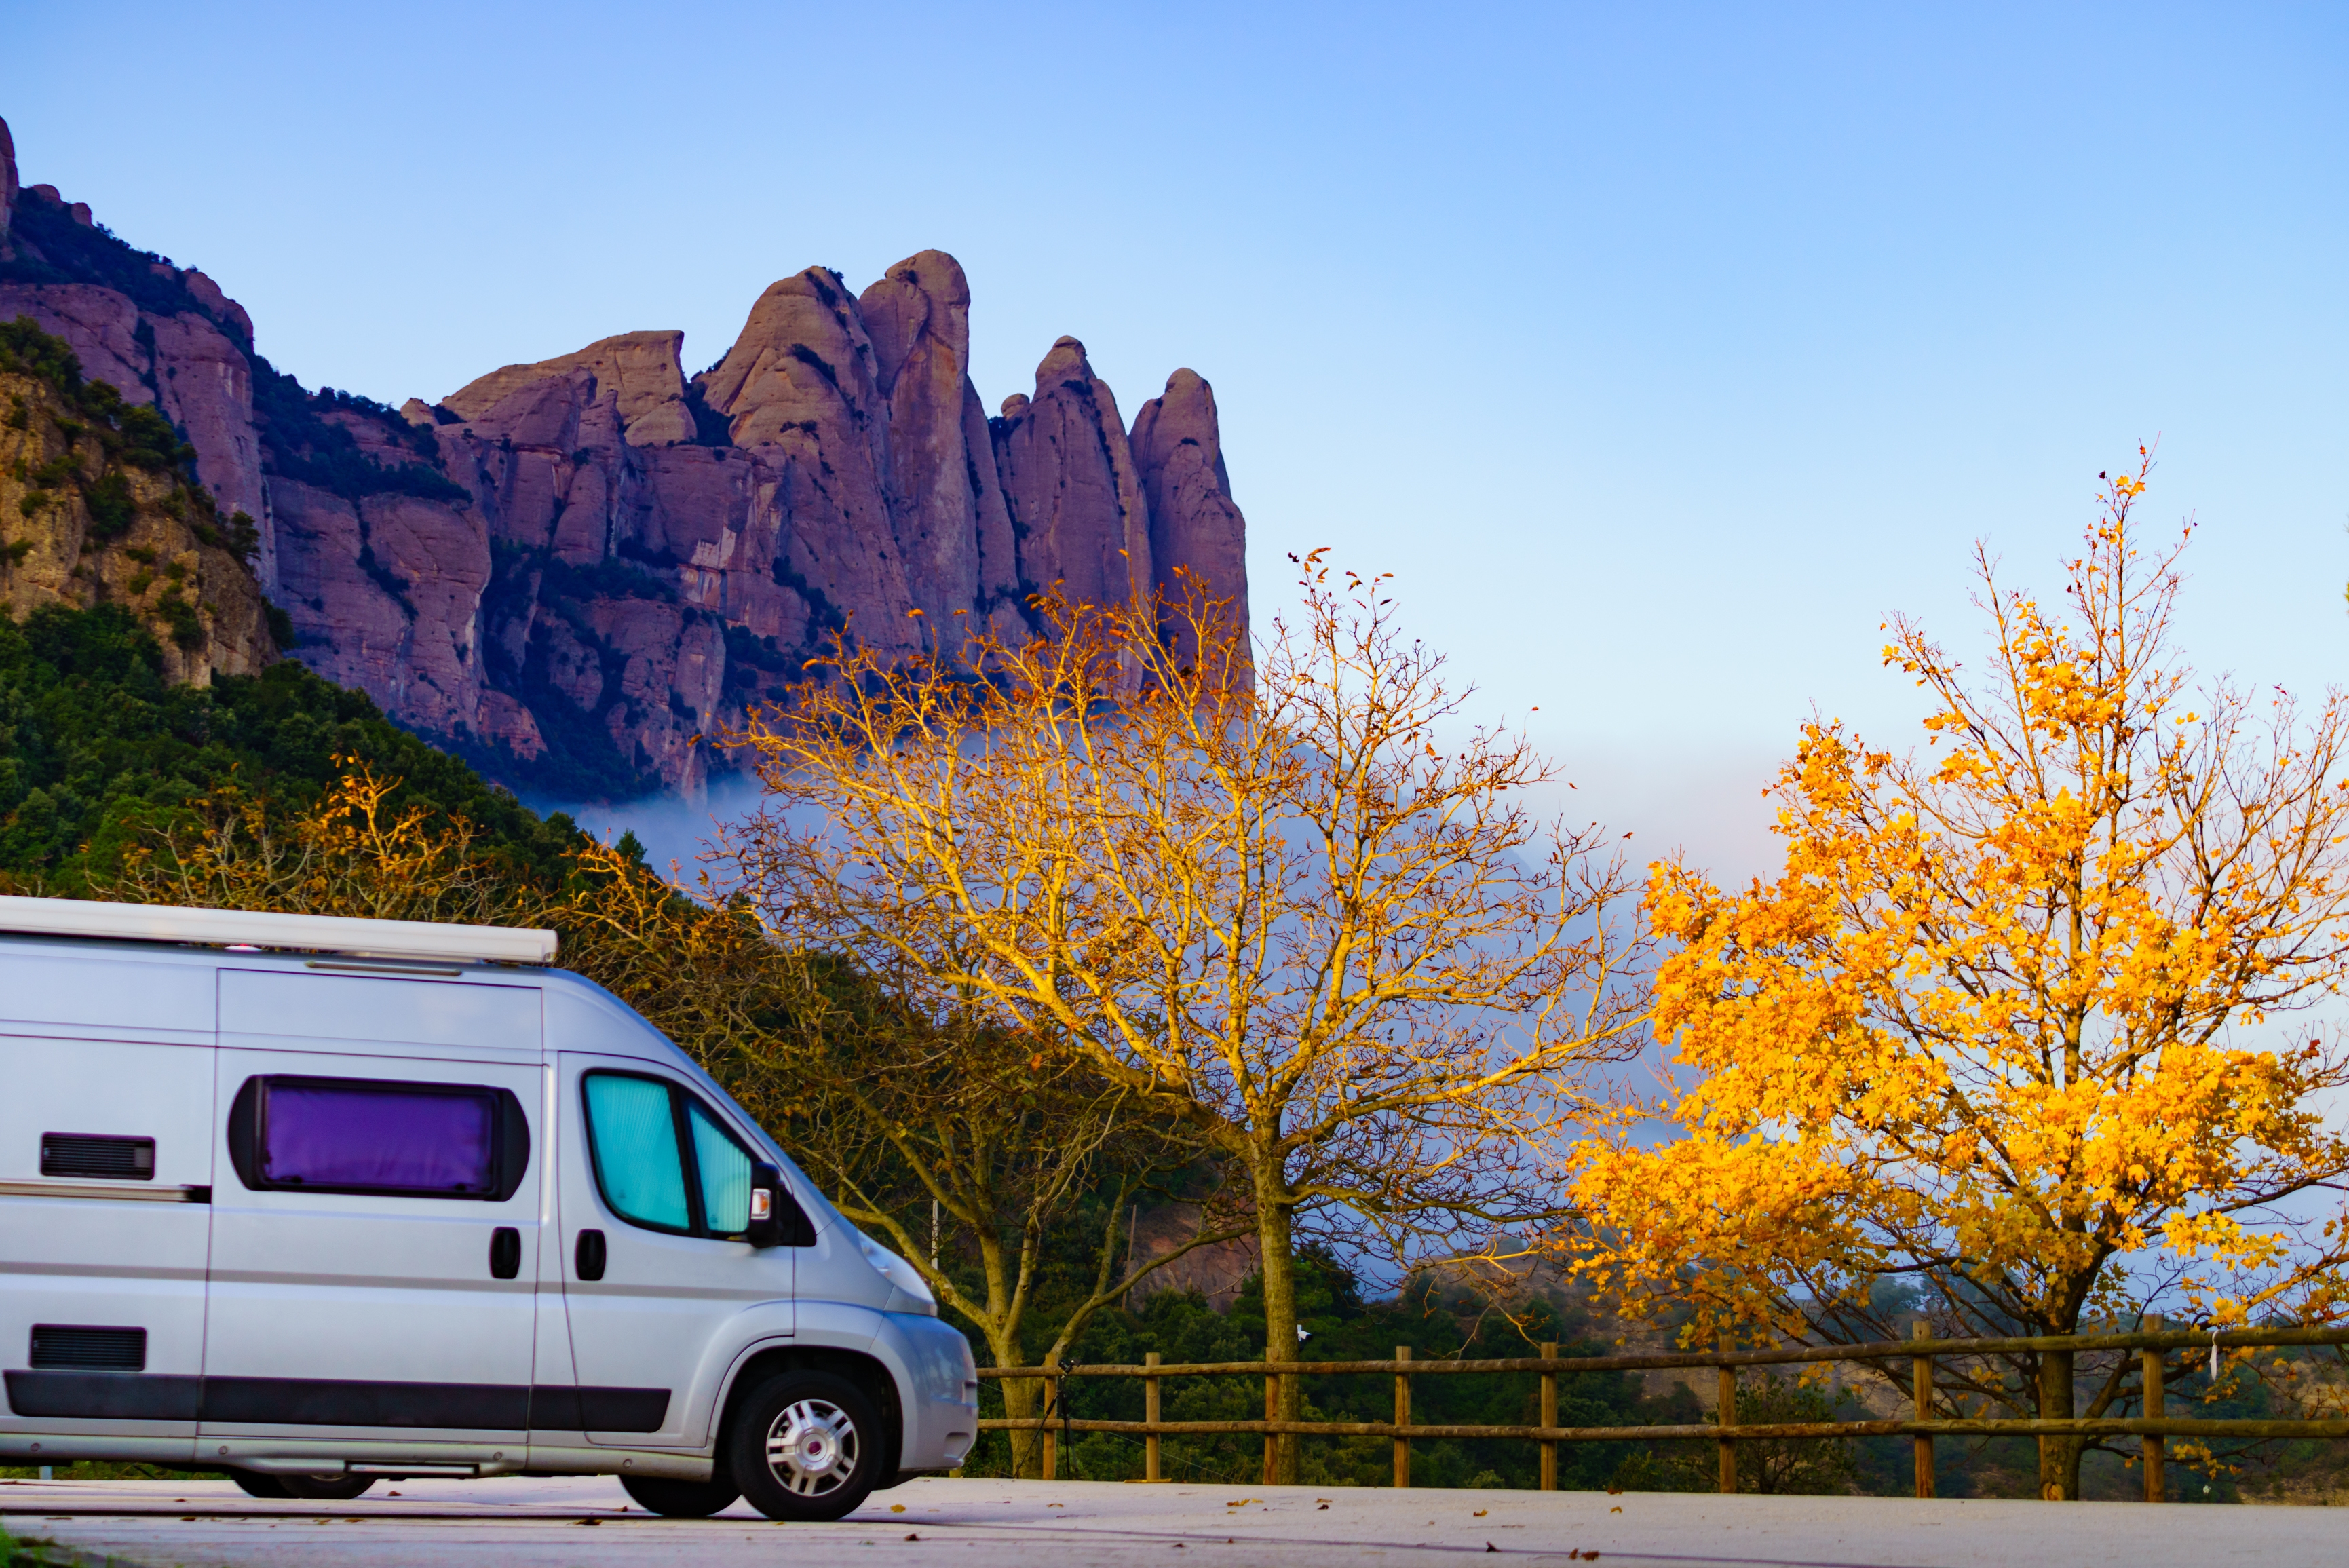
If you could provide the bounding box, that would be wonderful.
[262,1082,496,1193]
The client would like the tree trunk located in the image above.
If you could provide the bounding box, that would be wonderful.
[2036,1348,2082,1500]
[1252,1166,1301,1485]
[978,1314,1040,1480]
[999,1375,1047,1479]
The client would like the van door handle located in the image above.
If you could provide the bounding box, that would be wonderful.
[489,1227,522,1280]
[575,1229,607,1282]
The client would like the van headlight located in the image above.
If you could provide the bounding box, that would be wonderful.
[856,1230,938,1316]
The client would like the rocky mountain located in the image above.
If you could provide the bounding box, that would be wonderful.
[0,115,1250,799]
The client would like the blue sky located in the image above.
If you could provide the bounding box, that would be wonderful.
[5,2,2344,878]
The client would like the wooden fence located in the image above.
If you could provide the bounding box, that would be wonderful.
[978,1324,2349,1501]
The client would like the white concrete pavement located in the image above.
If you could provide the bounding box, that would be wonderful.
[3,1474,2340,1567]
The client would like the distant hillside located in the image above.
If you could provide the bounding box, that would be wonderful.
[0,113,1250,801]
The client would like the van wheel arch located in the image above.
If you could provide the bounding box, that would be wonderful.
[721,1347,902,1487]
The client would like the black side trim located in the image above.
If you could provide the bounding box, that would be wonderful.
[781,1184,818,1247]
[226,1076,261,1190]
[6,1370,200,1420]
[30,1324,146,1371]
[201,1376,529,1428]
[495,1092,532,1201]
[2,1372,668,1432]
[526,1383,670,1432]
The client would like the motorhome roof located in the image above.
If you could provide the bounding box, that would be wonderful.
[0,896,558,965]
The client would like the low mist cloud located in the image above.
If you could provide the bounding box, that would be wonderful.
[537,773,771,886]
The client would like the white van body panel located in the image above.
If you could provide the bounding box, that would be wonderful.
[203,971,547,1455]
[552,1049,794,1447]
[0,948,214,1046]
[217,968,545,1059]
[0,946,217,1464]
[0,932,978,1482]
[0,1042,213,1460]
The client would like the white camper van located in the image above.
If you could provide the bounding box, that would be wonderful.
[0,896,978,1521]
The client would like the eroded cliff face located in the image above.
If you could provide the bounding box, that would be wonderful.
[0,115,1250,799]
[0,352,276,686]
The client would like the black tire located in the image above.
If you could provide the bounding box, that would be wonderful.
[279,1474,376,1501]
[621,1473,741,1517]
[727,1371,883,1523]
[229,1470,290,1499]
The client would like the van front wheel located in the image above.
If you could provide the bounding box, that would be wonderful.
[728,1371,882,1523]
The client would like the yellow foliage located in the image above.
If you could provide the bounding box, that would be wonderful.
[104,759,504,925]
[1570,457,2349,1495]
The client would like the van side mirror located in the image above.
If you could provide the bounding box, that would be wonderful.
[744,1162,815,1248]
[746,1162,784,1248]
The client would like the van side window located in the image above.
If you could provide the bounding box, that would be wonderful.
[581,1074,690,1230]
[227,1076,531,1200]
[689,1101,752,1234]
[581,1071,761,1240]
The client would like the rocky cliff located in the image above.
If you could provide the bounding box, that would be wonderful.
[0,117,1251,799]
[0,321,277,685]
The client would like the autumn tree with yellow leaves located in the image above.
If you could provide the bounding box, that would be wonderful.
[723,559,1647,1483]
[1571,457,2349,1500]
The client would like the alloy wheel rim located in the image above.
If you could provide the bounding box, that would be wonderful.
[764,1397,859,1496]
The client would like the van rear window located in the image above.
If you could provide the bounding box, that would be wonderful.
[227,1076,531,1200]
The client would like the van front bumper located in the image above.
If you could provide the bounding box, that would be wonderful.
[876,1312,979,1472]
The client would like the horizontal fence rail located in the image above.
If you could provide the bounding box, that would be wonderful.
[974,1326,2349,1498]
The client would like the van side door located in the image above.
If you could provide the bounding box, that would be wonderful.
[549,1054,799,1449]
[0,949,214,1456]
[202,969,544,1454]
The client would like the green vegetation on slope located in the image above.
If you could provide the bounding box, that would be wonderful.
[2,316,262,565]
[0,602,583,890]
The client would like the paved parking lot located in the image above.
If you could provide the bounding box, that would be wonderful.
[3,1474,2341,1567]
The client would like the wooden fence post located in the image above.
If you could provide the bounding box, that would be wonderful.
[1042,1424,1056,1482]
[1145,1351,1162,1483]
[1263,1344,1280,1486]
[1717,1366,1737,1495]
[1539,1341,1559,1492]
[1913,1320,1934,1499]
[1393,1345,1412,1489]
[2142,1345,2165,1504]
